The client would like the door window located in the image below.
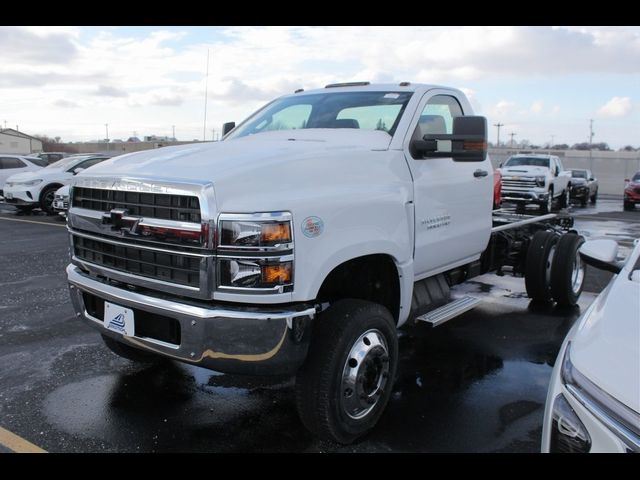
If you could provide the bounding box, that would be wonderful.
[0,157,26,169]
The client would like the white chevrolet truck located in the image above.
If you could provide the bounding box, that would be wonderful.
[500,153,572,213]
[66,82,584,443]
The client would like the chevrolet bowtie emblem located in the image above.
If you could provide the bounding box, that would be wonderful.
[101,208,141,233]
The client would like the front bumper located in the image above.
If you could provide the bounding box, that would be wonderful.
[2,187,38,205]
[624,189,640,203]
[570,185,589,199]
[67,264,316,375]
[501,189,549,204]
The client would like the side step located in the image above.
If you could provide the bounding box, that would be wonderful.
[416,295,482,327]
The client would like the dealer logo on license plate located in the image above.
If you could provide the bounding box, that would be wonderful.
[104,302,135,337]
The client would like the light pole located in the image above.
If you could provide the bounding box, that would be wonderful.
[105,123,109,151]
[172,125,176,141]
[550,134,555,150]
[509,132,517,148]
[493,122,503,148]
[589,119,594,172]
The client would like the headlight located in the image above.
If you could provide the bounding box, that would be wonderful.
[535,176,546,187]
[561,342,640,452]
[13,179,43,186]
[219,258,293,290]
[217,212,294,293]
[220,220,292,248]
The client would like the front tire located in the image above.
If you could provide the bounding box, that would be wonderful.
[540,188,553,214]
[39,185,59,215]
[295,299,398,444]
[550,233,586,307]
[590,190,597,204]
[624,201,634,211]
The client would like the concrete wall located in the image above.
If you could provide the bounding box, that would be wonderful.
[489,148,640,196]
[0,133,43,155]
[60,140,203,155]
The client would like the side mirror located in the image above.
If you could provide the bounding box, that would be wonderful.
[579,239,623,274]
[589,177,595,181]
[412,116,487,162]
[73,167,85,175]
[554,167,560,176]
[624,178,630,183]
[222,122,236,136]
[499,162,503,168]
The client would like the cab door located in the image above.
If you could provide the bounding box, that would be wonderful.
[403,90,493,278]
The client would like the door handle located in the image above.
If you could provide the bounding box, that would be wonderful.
[473,169,488,178]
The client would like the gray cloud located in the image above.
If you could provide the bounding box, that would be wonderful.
[52,99,79,108]
[150,95,184,106]
[0,71,107,88]
[0,27,77,64]
[94,85,128,97]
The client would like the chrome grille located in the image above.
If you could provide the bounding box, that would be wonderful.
[501,177,538,190]
[73,234,202,288]
[72,187,201,223]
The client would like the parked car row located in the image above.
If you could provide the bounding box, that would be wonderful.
[497,154,636,212]
[1,154,112,214]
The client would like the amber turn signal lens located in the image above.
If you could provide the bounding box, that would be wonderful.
[261,222,291,244]
[262,263,292,284]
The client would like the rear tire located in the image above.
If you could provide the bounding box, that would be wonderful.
[525,230,559,302]
[101,334,162,363]
[550,234,586,307]
[295,299,398,444]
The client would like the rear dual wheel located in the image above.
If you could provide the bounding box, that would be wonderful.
[525,231,586,307]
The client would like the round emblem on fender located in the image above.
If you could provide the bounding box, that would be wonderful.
[302,216,324,238]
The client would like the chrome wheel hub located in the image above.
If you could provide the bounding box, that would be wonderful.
[571,254,585,294]
[340,329,390,420]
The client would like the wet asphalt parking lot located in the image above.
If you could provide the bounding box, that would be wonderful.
[0,198,638,453]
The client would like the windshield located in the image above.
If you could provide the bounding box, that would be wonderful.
[633,172,640,182]
[23,157,48,167]
[504,156,550,168]
[44,156,91,170]
[226,91,414,139]
[571,170,587,178]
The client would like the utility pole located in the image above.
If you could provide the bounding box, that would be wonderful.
[550,134,555,149]
[203,49,210,142]
[212,128,216,142]
[509,132,517,148]
[105,123,109,151]
[172,125,176,141]
[493,122,504,148]
[589,119,594,172]
[2,120,6,130]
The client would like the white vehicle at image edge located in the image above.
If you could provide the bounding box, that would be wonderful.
[0,155,47,195]
[3,155,108,214]
[499,154,572,213]
[53,184,70,217]
[542,238,640,453]
[64,82,588,444]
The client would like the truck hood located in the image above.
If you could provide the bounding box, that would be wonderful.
[82,129,392,181]
[502,166,549,176]
[571,244,640,414]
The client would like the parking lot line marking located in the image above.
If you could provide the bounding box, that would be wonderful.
[0,217,66,228]
[0,426,47,453]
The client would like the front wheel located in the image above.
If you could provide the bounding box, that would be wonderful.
[624,201,634,211]
[540,189,553,214]
[558,188,570,209]
[590,190,597,204]
[295,299,398,444]
[39,185,59,215]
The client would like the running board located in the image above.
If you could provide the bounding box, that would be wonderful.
[416,295,482,327]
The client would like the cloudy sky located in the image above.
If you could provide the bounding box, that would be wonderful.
[1,26,638,148]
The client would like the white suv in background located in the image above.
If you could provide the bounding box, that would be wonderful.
[500,154,571,213]
[0,155,47,197]
[3,155,108,214]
